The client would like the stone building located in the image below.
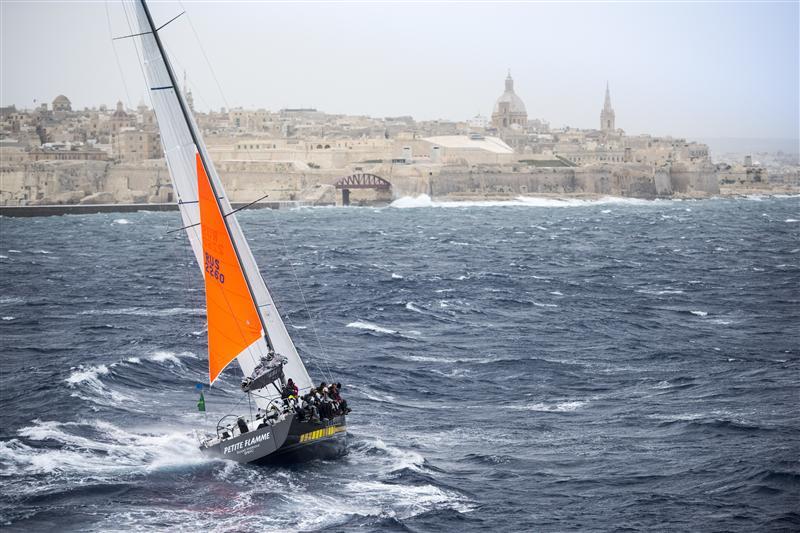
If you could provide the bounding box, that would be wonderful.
[110,101,135,134]
[491,72,527,129]
[600,83,615,132]
[113,128,161,162]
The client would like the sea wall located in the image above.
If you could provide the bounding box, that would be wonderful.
[1,157,721,207]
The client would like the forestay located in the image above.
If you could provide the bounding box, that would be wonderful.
[127,0,313,399]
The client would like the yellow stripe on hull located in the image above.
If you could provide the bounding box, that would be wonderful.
[299,425,346,443]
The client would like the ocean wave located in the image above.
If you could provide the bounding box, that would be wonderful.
[113,219,132,225]
[64,364,135,406]
[511,400,588,412]
[66,364,110,386]
[149,350,197,365]
[0,419,209,478]
[346,321,396,335]
[390,193,672,209]
[690,310,708,317]
[2,316,15,321]
[79,307,205,317]
[405,302,425,314]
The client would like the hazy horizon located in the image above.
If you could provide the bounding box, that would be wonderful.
[1,1,798,141]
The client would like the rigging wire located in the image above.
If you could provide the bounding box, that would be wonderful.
[177,0,231,112]
[104,1,133,109]
[265,208,335,384]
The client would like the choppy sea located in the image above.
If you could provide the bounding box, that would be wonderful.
[1,195,798,532]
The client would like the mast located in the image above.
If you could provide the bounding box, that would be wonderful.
[137,0,274,353]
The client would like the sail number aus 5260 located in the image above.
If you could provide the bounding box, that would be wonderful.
[204,252,225,284]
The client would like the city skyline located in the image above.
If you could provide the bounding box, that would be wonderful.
[1,1,798,141]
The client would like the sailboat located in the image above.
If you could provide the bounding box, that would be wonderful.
[127,0,347,463]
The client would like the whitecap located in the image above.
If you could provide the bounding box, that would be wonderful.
[79,307,204,317]
[33,250,52,254]
[391,272,404,279]
[0,255,8,259]
[533,301,558,308]
[290,324,307,330]
[66,364,110,386]
[690,310,708,317]
[8,249,21,253]
[2,316,15,321]
[1,419,211,477]
[346,321,396,335]
[390,193,667,209]
[149,350,196,364]
[786,218,798,223]
[405,302,425,314]
[113,218,131,225]
[512,400,587,412]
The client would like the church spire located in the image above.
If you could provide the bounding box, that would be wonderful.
[600,81,615,132]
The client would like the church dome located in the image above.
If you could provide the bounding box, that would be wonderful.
[112,100,128,118]
[52,94,72,112]
[493,74,527,116]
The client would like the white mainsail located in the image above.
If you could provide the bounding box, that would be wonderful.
[127,0,314,399]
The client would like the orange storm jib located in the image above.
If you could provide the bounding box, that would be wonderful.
[197,153,262,384]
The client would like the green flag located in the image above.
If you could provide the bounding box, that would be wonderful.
[197,391,206,412]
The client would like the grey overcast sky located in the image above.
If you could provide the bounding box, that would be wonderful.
[1,1,798,141]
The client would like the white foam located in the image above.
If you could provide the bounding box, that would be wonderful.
[390,193,670,209]
[149,350,196,364]
[636,289,684,295]
[346,321,396,334]
[33,249,52,254]
[290,324,307,330]
[66,364,110,386]
[533,301,558,308]
[2,316,15,321]
[690,310,708,317]
[79,307,204,317]
[8,249,21,253]
[513,400,587,412]
[786,218,798,223]
[0,419,211,477]
[113,218,132,225]
[404,302,425,314]
[0,255,7,259]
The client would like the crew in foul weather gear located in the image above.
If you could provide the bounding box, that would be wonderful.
[282,378,298,399]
